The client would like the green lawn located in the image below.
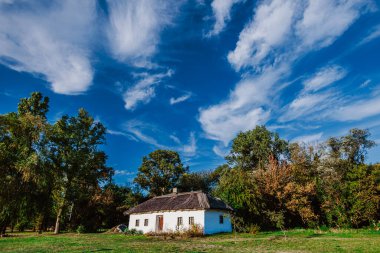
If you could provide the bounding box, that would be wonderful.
[0,229,379,252]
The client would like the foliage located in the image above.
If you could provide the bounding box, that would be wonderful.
[134,150,188,196]
[226,125,289,170]
[216,127,378,231]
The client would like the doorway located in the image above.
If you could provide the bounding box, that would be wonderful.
[156,215,163,232]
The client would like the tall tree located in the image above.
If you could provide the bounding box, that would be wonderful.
[0,92,50,235]
[134,150,188,196]
[48,109,112,234]
[227,125,289,170]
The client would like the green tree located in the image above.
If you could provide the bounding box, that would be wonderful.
[47,109,112,234]
[134,150,188,196]
[0,92,50,235]
[227,125,289,170]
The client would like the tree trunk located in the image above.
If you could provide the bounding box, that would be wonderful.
[54,206,63,234]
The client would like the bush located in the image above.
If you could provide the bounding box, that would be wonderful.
[124,228,143,235]
[247,224,260,234]
[146,225,204,239]
[183,224,204,237]
[76,225,86,234]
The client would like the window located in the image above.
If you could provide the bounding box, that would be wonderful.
[144,219,149,226]
[219,215,224,224]
[177,217,183,226]
[135,219,140,227]
[189,217,194,225]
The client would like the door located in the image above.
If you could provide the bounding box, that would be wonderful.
[156,215,163,232]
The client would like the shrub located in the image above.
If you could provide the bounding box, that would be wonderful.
[124,228,143,235]
[247,224,260,234]
[76,225,86,234]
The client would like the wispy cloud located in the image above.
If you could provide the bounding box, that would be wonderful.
[169,93,192,105]
[182,132,197,157]
[212,144,229,158]
[123,69,173,110]
[358,24,380,46]
[360,79,371,88]
[116,120,198,157]
[292,132,323,144]
[227,0,297,71]
[330,95,380,121]
[114,170,136,176]
[107,0,179,66]
[280,92,338,122]
[200,0,372,146]
[303,65,347,92]
[207,0,245,37]
[199,66,288,145]
[0,1,96,95]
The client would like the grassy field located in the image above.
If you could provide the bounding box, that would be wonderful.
[0,229,379,252]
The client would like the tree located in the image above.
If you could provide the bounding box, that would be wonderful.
[134,150,188,196]
[0,92,50,235]
[227,125,289,170]
[47,109,112,234]
[327,128,375,166]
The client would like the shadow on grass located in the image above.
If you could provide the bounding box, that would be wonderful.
[306,233,323,238]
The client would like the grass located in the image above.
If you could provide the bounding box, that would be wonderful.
[0,229,379,252]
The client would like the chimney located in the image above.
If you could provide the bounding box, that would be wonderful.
[172,187,178,194]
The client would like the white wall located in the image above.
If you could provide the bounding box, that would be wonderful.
[204,210,232,234]
[128,209,232,234]
[128,210,205,234]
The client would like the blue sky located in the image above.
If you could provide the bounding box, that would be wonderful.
[1,0,380,185]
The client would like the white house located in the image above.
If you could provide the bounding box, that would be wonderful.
[125,191,233,235]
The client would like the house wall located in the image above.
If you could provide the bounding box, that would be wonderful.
[204,210,232,234]
[128,209,232,234]
[128,210,205,234]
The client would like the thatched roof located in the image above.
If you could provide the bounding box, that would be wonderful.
[124,191,233,215]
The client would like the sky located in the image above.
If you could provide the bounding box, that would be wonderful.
[1,0,380,185]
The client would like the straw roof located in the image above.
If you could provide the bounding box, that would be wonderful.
[124,191,233,215]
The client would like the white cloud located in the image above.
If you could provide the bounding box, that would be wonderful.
[107,0,178,65]
[169,93,191,105]
[114,170,136,176]
[227,0,297,71]
[296,0,369,49]
[280,92,336,122]
[123,70,173,110]
[123,120,169,149]
[182,132,197,157]
[303,65,347,92]
[358,24,380,46]
[360,79,371,88]
[292,132,323,144]
[200,0,373,147]
[120,120,197,157]
[199,65,287,145]
[212,145,229,158]
[0,1,96,94]
[207,0,245,36]
[330,95,380,121]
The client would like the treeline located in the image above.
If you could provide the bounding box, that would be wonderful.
[1,93,379,235]
[130,126,379,231]
[0,93,143,235]
[214,127,380,231]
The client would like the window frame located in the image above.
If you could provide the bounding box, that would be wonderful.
[135,219,140,227]
[189,216,194,225]
[177,217,183,226]
[219,215,224,224]
[144,219,148,226]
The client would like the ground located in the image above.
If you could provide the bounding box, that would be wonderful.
[0,229,379,252]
